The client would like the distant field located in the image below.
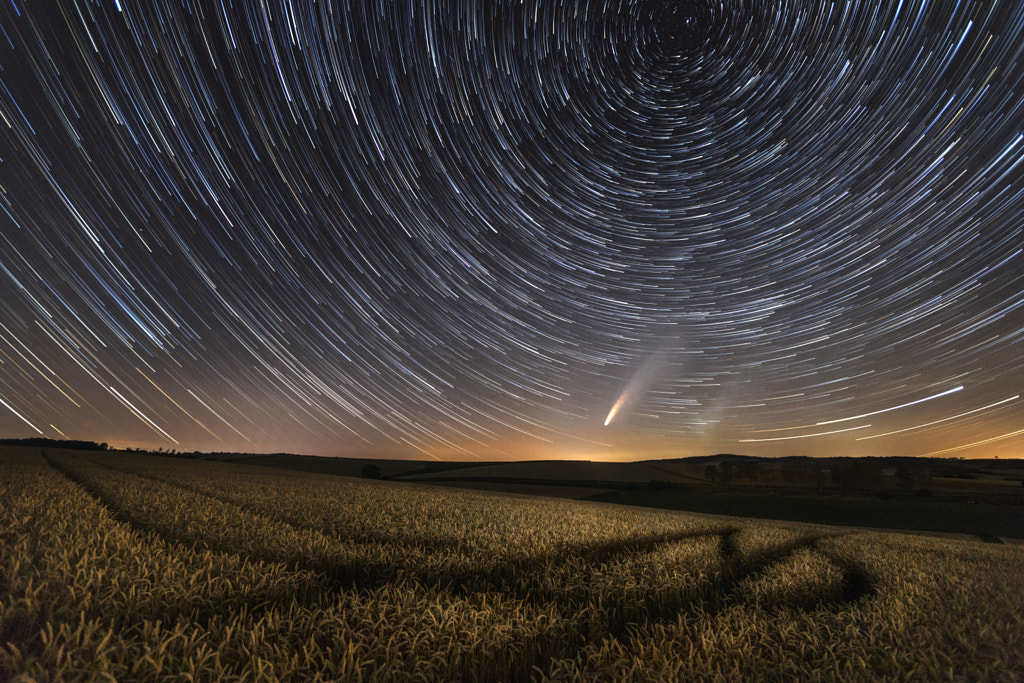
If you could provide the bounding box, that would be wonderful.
[587,487,1024,540]
[414,479,611,499]
[228,450,1024,539]
[3,447,1023,680]
[404,459,701,484]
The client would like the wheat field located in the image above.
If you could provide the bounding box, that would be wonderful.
[2,447,1022,681]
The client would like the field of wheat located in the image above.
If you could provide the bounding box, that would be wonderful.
[2,447,1022,681]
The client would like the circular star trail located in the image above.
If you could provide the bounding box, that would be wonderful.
[1,0,1021,460]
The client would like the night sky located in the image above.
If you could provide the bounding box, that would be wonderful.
[1,0,1021,461]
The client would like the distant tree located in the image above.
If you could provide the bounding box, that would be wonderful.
[781,460,810,487]
[361,463,383,480]
[895,465,915,492]
[809,460,825,491]
[648,479,675,492]
[704,464,719,483]
[0,438,106,451]
[736,461,763,483]
[831,458,882,490]
[916,469,933,496]
[718,461,736,484]
[830,459,851,489]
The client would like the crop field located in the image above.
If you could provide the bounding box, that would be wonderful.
[2,448,1023,681]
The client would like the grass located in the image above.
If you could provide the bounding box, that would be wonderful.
[3,446,1023,681]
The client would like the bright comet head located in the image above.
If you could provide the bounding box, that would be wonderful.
[604,395,627,426]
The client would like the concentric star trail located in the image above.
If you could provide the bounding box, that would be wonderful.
[0,0,1021,460]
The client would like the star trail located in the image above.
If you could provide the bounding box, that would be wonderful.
[0,0,1021,461]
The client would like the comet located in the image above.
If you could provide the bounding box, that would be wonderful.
[604,394,628,426]
[603,347,675,426]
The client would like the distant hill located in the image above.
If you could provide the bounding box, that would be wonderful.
[0,437,109,451]
[4,439,1020,537]
[645,453,760,465]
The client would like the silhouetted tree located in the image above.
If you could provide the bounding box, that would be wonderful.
[831,458,882,490]
[809,460,825,491]
[704,464,719,483]
[361,463,383,480]
[895,465,915,492]
[0,438,107,451]
[781,460,810,487]
[736,461,763,482]
[916,469,934,496]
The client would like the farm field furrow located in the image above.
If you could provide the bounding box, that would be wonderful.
[3,448,1023,681]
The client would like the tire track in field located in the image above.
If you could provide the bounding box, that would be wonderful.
[66,453,737,593]
[36,451,342,627]
[46,452,876,642]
